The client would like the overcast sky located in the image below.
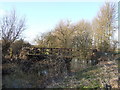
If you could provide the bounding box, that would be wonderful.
[0,2,118,44]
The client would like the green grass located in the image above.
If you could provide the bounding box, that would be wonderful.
[56,65,103,88]
[75,65,100,79]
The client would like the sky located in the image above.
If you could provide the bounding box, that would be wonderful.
[0,2,116,44]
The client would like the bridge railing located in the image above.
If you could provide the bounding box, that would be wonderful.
[27,48,74,57]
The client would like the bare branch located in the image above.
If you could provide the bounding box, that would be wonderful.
[1,9,26,55]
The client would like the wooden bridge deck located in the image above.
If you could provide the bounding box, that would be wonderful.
[25,47,81,60]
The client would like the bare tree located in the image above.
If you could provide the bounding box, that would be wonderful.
[35,32,58,48]
[53,20,74,48]
[92,2,117,51]
[1,9,26,55]
[35,20,75,48]
[72,20,92,59]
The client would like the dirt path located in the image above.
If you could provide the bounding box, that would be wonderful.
[47,59,119,88]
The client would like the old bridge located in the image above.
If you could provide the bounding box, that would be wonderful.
[24,47,81,60]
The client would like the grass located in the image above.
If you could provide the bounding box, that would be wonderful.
[75,65,100,79]
[2,55,119,88]
[52,65,103,88]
